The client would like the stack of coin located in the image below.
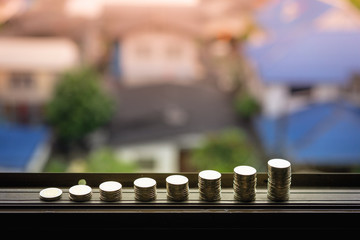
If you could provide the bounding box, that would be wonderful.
[134,177,157,202]
[198,170,221,201]
[99,181,122,202]
[267,159,291,201]
[233,166,257,202]
[39,187,63,201]
[69,184,92,202]
[166,175,189,201]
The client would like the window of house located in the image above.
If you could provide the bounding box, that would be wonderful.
[9,72,34,90]
[289,86,312,96]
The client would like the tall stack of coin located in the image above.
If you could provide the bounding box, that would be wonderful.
[233,166,257,202]
[99,181,122,202]
[198,170,221,201]
[69,184,92,202]
[134,177,157,202]
[267,159,291,201]
[166,175,189,201]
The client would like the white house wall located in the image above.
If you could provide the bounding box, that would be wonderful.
[120,30,199,86]
[262,84,289,117]
[115,142,178,172]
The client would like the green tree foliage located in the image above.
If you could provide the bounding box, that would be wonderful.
[234,93,261,119]
[45,67,114,143]
[191,128,259,172]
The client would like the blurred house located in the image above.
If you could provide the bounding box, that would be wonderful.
[0,37,80,123]
[100,3,202,85]
[246,0,360,169]
[245,0,360,117]
[108,83,237,172]
[0,0,261,172]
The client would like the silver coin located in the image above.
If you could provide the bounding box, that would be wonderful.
[166,175,188,185]
[99,181,122,192]
[198,170,221,201]
[268,159,291,169]
[134,177,156,188]
[99,181,122,202]
[199,170,221,180]
[39,187,62,201]
[233,165,257,202]
[267,159,291,202]
[69,185,92,202]
[134,177,157,201]
[234,166,257,176]
[166,175,189,201]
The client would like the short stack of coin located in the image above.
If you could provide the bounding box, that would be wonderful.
[99,181,122,202]
[134,177,157,202]
[233,166,257,202]
[166,175,189,201]
[198,170,221,201]
[267,159,291,201]
[69,184,92,202]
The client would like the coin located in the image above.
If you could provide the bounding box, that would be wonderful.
[99,181,122,202]
[39,187,62,201]
[166,175,189,201]
[134,177,157,202]
[198,170,221,201]
[69,184,92,202]
[267,159,291,201]
[233,166,257,202]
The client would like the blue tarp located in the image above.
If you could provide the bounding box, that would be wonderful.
[255,101,360,166]
[0,123,49,170]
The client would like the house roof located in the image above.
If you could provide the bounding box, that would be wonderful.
[101,4,202,38]
[245,0,360,85]
[255,100,360,166]
[0,37,79,71]
[247,31,360,85]
[0,123,50,171]
[108,83,237,145]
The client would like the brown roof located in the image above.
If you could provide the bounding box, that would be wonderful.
[100,4,202,38]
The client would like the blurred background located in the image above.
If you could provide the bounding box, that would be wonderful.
[1,0,360,173]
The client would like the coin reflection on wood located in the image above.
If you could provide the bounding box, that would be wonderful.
[134,177,157,202]
[267,159,291,201]
[166,175,189,201]
[198,170,221,201]
[233,166,257,202]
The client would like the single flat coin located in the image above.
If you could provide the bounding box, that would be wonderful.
[134,177,156,188]
[268,159,291,168]
[69,185,92,196]
[199,170,221,180]
[166,175,188,185]
[99,181,122,192]
[234,166,257,175]
[39,187,62,201]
